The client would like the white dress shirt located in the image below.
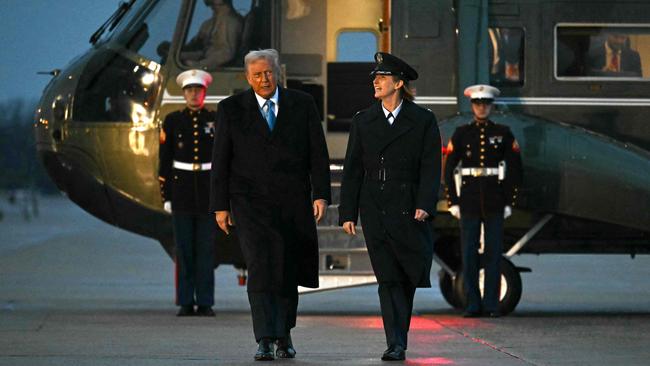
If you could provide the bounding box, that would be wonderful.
[382,99,403,125]
[254,87,279,117]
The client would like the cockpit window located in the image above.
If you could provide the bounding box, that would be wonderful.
[556,24,650,80]
[118,0,182,66]
[73,50,161,124]
[92,0,144,45]
[488,27,525,87]
[179,0,271,70]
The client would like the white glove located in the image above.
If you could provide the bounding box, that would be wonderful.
[504,205,512,219]
[163,201,172,213]
[448,205,460,219]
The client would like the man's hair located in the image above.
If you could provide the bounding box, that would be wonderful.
[244,49,282,78]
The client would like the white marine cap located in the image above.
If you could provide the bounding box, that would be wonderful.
[176,69,213,89]
[463,84,500,101]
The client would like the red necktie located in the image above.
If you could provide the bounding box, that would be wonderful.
[611,53,620,72]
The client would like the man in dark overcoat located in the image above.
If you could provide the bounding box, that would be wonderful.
[339,52,441,361]
[209,49,331,361]
[444,84,523,318]
[159,69,216,317]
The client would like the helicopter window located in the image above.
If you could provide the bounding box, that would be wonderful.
[336,31,378,62]
[92,0,145,45]
[118,0,183,65]
[73,50,161,123]
[488,27,525,87]
[179,0,271,70]
[556,25,650,80]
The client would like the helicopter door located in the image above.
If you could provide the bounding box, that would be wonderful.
[325,0,384,135]
[390,0,456,118]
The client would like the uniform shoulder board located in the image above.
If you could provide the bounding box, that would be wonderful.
[444,140,454,155]
[159,128,167,144]
[512,139,521,153]
[353,110,366,118]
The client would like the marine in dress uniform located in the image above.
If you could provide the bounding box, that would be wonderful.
[159,69,217,317]
[339,52,441,361]
[209,49,331,361]
[444,84,523,317]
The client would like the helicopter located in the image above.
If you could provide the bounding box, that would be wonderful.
[34,0,650,315]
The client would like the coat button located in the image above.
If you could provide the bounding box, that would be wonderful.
[381,210,386,215]
[380,184,384,190]
[402,211,409,215]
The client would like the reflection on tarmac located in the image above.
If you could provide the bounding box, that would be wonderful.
[1,195,649,365]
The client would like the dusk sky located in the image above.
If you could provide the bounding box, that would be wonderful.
[0,1,122,104]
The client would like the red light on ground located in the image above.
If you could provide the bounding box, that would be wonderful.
[333,315,485,331]
[432,316,486,328]
[338,316,384,329]
[335,316,445,331]
[406,357,455,365]
[409,316,444,331]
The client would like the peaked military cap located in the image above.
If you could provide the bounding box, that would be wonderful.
[464,84,500,102]
[176,69,213,89]
[370,52,418,81]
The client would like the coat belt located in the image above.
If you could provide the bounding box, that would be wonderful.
[364,168,417,182]
[173,161,212,171]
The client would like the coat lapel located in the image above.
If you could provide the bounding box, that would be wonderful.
[270,87,292,139]
[374,100,415,151]
[243,89,271,139]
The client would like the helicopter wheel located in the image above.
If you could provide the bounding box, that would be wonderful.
[451,257,523,315]
[438,270,463,309]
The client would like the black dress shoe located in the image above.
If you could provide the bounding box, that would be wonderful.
[176,305,195,317]
[196,306,215,316]
[381,345,406,361]
[255,338,274,361]
[276,335,296,359]
[463,311,481,318]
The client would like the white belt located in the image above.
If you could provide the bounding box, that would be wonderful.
[460,167,499,177]
[173,161,212,171]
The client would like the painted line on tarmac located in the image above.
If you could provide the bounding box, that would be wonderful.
[432,318,540,365]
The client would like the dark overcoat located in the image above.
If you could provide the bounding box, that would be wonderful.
[339,100,441,288]
[209,87,331,293]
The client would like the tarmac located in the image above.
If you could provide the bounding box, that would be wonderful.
[1,194,649,365]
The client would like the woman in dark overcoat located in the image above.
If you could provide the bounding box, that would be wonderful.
[339,52,441,361]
